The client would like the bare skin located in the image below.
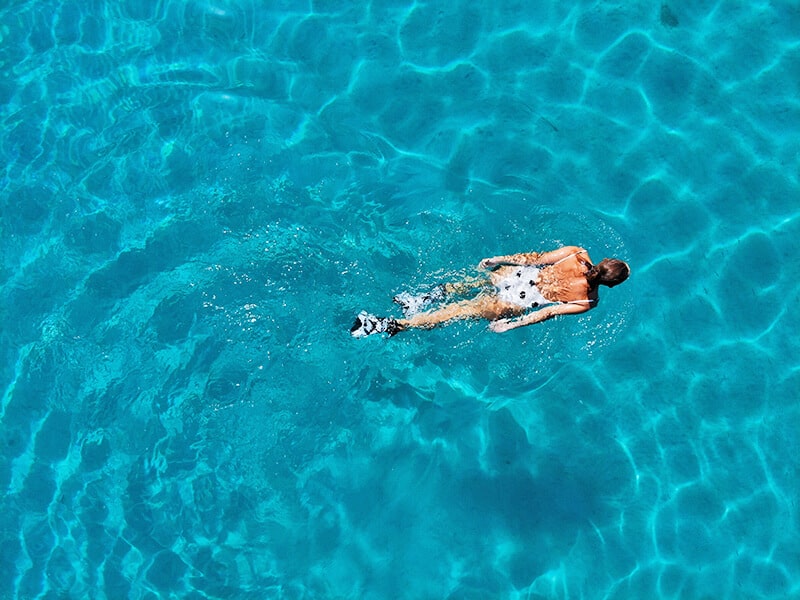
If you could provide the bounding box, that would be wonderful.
[397,246,600,333]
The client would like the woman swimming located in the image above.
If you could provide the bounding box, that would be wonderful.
[350,246,630,337]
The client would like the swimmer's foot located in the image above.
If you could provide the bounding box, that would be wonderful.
[393,285,446,317]
[350,311,403,338]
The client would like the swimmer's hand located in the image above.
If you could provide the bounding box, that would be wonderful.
[489,318,518,333]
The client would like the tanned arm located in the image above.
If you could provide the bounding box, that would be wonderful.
[478,246,585,269]
[488,301,590,332]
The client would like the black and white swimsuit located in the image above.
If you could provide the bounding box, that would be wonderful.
[495,266,550,309]
[494,251,596,310]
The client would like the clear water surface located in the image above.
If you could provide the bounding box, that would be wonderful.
[1,0,798,598]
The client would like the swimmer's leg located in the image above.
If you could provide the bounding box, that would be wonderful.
[442,276,490,295]
[393,285,447,316]
[396,296,521,331]
[394,276,489,316]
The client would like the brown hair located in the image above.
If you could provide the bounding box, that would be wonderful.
[588,259,630,288]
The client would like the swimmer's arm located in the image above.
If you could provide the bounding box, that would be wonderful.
[489,302,590,333]
[479,246,586,269]
[536,246,586,264]
[479,251,541,269]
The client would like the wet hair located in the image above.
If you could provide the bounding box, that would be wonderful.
[588,259,630,288]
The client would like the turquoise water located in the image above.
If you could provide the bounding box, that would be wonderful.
[1,0,799,597]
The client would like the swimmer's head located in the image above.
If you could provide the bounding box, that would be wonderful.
[590,259,630,288]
